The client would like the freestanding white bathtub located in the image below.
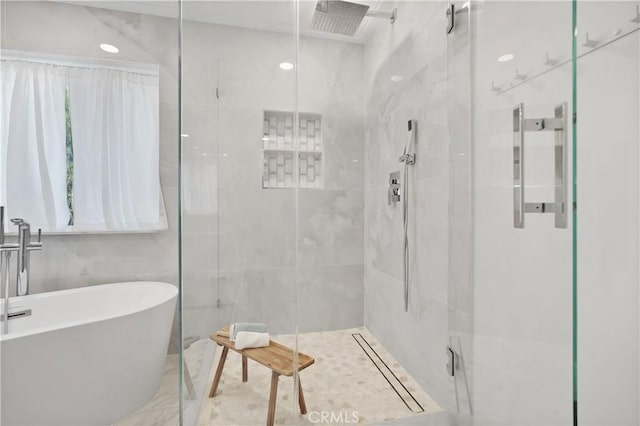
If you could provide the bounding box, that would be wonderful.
[0,281,178,426]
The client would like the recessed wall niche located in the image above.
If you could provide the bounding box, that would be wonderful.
[262,110,323,189]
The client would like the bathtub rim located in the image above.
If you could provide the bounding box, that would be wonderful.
[0,281,178,342]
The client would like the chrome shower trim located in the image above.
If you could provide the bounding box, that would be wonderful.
[365,8,396,24]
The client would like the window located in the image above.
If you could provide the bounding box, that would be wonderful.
[1,50,165,233]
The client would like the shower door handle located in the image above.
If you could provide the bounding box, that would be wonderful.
[513,104,525,227]
[513,102,568,229]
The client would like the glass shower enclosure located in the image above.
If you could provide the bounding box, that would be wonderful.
[178,1,640,425]
[470,1,639,425]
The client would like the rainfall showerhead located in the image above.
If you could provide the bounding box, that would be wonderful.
[312,0,395,37]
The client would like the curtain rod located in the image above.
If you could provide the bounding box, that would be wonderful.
[0,49,159,77]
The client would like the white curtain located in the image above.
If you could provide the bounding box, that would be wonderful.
[0,60,70,231]
[68,67,160,230]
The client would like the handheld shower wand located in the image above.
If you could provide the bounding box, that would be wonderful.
[399,120,416,312]
[399,120,417,164]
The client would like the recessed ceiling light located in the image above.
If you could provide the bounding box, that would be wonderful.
[222,153,229,157]
[279,62,294,71]
[100,43,119,54]
[181,134,190,138]
[497,54,515,63]
[391,75,403,82]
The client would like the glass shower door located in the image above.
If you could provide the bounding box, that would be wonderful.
[471,2,575,424]
[575,2,639,425]
[179,2,299,424]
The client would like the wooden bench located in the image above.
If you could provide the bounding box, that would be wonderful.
[208,328,315,426]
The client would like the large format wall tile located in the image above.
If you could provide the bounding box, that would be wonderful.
[364,186,404,281]
[297,189,363,267]
[365,64,449,191]
[2,2,180,104]
[159,102,179,188]
[217,267,297,335]
[213,27,296,112]
[182,20,217,106]
[322,114,364,191]
[218,188,296,271]
[218,107,267,193]
[216,263,365,335]
[183,306,218,343]
[297,264,364,332]
[298,37,364,116]
[211,35,365,333]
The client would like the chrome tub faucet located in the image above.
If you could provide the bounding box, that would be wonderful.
[0,206,41,334]
[10,217,42,296]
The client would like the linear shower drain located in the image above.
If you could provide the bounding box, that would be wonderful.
[352,333,425,413]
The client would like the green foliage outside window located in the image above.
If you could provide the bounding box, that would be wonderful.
[65,87,74,226]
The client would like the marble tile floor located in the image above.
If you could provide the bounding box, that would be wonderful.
[198,327,441,425]
[114,327,441,425]
[112,354,180,426]
[113,333,216,425]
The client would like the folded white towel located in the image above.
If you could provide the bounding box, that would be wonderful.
[234,331,270,350]
[230,322,268,342]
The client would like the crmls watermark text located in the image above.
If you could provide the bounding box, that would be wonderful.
[308,410,360,424]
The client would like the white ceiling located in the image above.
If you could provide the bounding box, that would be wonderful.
[57,0,390,43]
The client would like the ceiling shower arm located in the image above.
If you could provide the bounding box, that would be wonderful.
[365,8,397,23]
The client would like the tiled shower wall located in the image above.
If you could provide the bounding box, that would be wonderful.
[183,20,365,337]
[362,0,472,413]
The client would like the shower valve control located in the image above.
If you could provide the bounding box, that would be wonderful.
[388,171,401,205]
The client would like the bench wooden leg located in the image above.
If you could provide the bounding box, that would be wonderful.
[266,371,279,426]
[209,346,229,398]
[242,355,248,382]
[297,376,307,415]
[184,359,196,400]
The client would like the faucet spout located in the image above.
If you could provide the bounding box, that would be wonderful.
[10,218,31,297]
